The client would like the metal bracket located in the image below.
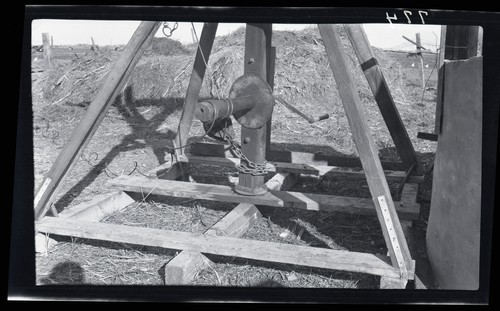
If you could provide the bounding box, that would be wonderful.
[378,195,409,281]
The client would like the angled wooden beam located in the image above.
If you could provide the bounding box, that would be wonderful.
[109,176,420,220]
[318,24,413,283]
[36,217,404,279]
[174,23,218,155]
[33,21,161,220]
[344,24,423,175]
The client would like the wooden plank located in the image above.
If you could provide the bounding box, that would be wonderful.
[344,24,422,175]
[163,250,214,285]
[35,190,134,253]
[190,142,405,171]
[318,24,413,280]
[164,203,261,285]
[400,183,419,208]
[58,190,134,221]
[164,171,291,285]
[33,21,161,221]
[205,203,262,237]
[110,176,420,220]
[174,23,218,155]
[187,155,424,183]
[417,132,438,142]
[380,276,407,289]
[36,217,403,278]
[265,172,298,191]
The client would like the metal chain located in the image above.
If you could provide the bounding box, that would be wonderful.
[220,127,269,176]
[162,22,179,37]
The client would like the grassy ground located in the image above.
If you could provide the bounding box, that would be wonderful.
[33,26,438,289]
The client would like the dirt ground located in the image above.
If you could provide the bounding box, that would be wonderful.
[32,26,438,289]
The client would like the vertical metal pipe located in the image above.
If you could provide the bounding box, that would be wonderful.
[235,23,272,196]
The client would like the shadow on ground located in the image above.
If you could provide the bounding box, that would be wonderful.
[39,261,85,285]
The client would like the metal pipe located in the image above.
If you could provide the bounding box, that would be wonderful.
[195,96,255,123]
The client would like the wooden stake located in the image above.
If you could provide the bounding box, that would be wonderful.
[33,21,161,220]
[416,33,425,93]
[42,32,53,69]
[318,24,413,282]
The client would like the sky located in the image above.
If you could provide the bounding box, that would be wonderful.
[31,20,442,52]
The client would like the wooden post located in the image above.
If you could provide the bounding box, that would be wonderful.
[344,25,423,175]
[42,32,53,69]
[33,21,161,220]
[416,33,425,93]
[236,23,272,195]
[174,23,218,153]
[435,26,480,135]
[265,45,276,155]
[50,35,54,47]
[91,36,97,51]
[318,24,413,283]
[434,26,447,134]
[444,25,480,60]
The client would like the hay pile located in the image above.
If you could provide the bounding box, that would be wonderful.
[34,25,418,157]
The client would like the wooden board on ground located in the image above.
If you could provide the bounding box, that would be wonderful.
[163,173,293,285]
[189,142,405,171]
[164,203,262,285]
[36,217,405,278]
[186,155,424,183]
[108,175,420,220]
[35,190,135,253]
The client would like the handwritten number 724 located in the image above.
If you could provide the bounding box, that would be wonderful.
[386,10,428,24]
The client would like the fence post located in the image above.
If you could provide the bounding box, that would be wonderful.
[42,32,53,69]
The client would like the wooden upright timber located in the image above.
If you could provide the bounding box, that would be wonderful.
[318,24,413,282]
[36,217,404,278]
[344,24,422,175]
[109,176,420,220]
[33,21,161,220]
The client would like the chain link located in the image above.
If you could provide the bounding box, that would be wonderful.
[162,22,178,37]
[220,127,269,176]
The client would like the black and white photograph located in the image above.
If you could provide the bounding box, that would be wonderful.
[9,5,498,304]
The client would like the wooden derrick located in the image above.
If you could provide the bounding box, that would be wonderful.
[34,22,421,288]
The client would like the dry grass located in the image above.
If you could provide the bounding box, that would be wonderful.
[33,25,437,289]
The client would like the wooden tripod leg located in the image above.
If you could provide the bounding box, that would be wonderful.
[34,21,161,221]
[343,24,423,175]
[318,24,414,284]
[174,23,218,152]
[164,23,218,181]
